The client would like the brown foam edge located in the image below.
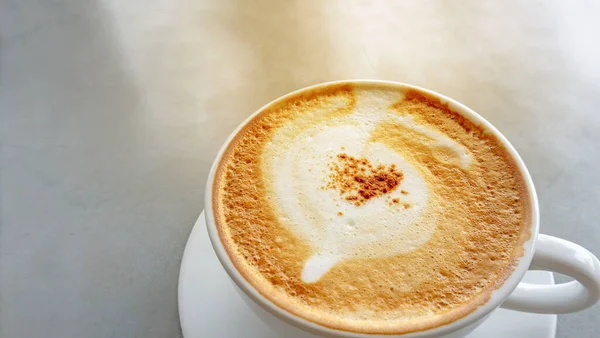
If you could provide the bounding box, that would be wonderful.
[211,81,532,335]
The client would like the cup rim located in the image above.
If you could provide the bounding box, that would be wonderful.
[204,80,540,337]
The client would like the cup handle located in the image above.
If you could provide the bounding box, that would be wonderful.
[501,234,600,313]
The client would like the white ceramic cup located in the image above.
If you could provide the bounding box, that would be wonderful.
[205,80,600,338]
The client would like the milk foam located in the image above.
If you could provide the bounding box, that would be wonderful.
[263,89,472,283]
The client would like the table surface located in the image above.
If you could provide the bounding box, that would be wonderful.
[1,0,599,337]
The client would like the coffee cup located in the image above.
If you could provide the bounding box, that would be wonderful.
[205,80,600,337]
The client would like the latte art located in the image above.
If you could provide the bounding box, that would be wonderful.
[213,82,531,335]
[263,89,472,283]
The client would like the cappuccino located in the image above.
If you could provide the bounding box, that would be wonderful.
[212,82,531,334]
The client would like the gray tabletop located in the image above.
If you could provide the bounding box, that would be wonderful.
[2,1,599,337]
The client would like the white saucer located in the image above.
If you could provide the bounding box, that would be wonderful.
[179,212,557,337]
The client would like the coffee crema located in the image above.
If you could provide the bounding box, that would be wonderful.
[212,82,531,334]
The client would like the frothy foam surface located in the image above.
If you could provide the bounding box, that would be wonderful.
[264,89,472,283]
[213,83,531,335]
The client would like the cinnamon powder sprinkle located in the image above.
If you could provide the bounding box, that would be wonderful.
[325,153,404,206]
